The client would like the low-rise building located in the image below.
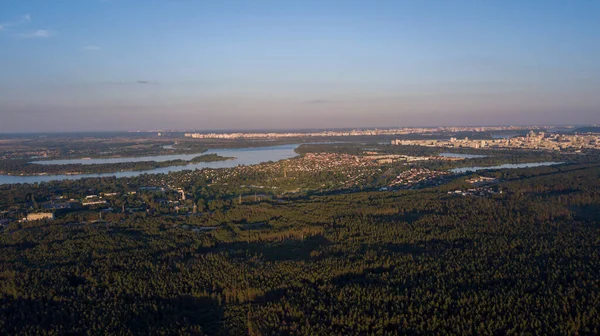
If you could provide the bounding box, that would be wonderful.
[82,200,108,206]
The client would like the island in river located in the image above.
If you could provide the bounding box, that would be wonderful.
[0,144,301,185]
[0,153,235,176]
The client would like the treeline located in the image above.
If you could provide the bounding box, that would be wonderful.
[189,153,234,163]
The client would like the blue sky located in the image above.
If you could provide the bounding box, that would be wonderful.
[1,0,599,131]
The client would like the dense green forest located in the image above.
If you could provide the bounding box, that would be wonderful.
[1,163,599,335]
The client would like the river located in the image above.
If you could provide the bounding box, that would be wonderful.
[439,152,488,159]
[0,144,299,185]
[451,162,563,173]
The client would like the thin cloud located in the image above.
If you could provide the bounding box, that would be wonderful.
[0,14,32,31]
[19,30,53,38]
[1,14,53,39]
[83,45,101,51]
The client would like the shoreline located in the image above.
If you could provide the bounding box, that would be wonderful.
[0,155,236,177]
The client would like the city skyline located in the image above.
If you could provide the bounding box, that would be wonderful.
[1,0,599,132]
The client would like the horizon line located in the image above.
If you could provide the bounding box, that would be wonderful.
[0,124,594,135]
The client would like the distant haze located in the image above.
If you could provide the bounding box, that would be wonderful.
[1,1,599,132]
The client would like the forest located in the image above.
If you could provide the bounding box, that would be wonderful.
[1,163,599,335]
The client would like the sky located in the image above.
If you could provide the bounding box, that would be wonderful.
[0,0,599,132]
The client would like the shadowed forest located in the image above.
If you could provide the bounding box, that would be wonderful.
[1,164,599,335]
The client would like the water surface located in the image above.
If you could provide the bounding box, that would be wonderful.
[491,133,518,139]
[439,152,488,159]
[451,162,563,173]
[0,144,299,185]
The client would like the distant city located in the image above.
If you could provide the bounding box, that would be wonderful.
[392,131,600,151]
[182,125,581,139]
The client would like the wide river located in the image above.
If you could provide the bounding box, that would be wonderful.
[0,144,299,185]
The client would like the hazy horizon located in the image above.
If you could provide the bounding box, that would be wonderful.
[0,123,594,135]
[1,0,599,132]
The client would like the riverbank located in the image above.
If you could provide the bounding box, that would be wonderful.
[0,144,300,185]
[0,154,235,176]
